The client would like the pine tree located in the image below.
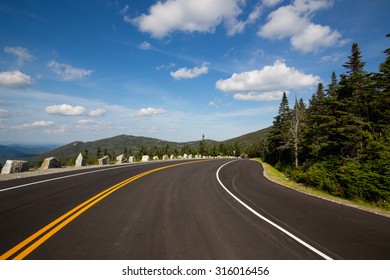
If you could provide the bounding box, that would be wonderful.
[303,83,330,159]
[343,42,365,76]
[372,33,390,134]
[264,39,390,204]
[266,92,292,164]
[199,134,206,156]
[343,42,370,118]
[326,71,338,98]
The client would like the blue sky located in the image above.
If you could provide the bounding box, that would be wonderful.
[0,0,389,144]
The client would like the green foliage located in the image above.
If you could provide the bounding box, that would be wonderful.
[263,38,390,207]
[265,92,293,164]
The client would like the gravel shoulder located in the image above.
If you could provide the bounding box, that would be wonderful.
[0,164,122,181]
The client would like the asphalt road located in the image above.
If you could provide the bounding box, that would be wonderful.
[0,159,389,260]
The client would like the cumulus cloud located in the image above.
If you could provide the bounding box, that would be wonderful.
[170,65,208,80]
[48,60,93,81]
[45,104,86,116]
[215,60,321,101]
[136,107,165,117]
[4,46,36,66]
[259,5,309,39]
[132,0,247,38]
[291,23,341,53]
[259,0,341,53]
[0,70,34,88]
[88,108,106,117]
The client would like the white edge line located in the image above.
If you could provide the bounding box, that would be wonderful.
[0,162,153,193]
[216,160,333,260]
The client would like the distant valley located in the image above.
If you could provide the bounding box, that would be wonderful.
[0,144,59,165]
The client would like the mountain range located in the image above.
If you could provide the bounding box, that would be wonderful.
[1,128,269,166]
[0,144,59,166]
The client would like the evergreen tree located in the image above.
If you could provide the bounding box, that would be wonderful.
[326,71,338,98]
[265,39,390,205]
[96,146,102,157]
[137,145,147,159]
[303,83,330,159]
[372,33,390,134]
[343,42,365,76]
[265,92,292,165]
[163,144,170,156]
[199,134,206,156]
[342,42,370,119]
[218,143,227,156]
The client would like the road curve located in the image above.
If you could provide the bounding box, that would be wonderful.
[218,159,390,260]
[0,159,389,259]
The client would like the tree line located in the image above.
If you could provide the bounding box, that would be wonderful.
[263,36,390,207]
[67,138,242,166]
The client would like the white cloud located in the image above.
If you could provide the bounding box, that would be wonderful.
[262,0,283,8]
[11,120,54,130]
[156,63,176,71]
[139,41,152,50]
[88,108,106,117]
[132,0,245,38]
[259,5,309,39]
[4,46,36,66]
[76,119,108,130]
[123,15,132,24]
[226,3,263,36]
[44,124,68,135]
[291,23,341,53]
[259,0,341,53]
[233,91,284,101]
[136,107,165,117]
[47,60,93,81]
[77,119,95,124]
[45,104,86,116]
[31,120,54,127]
[215,60,320,101]
[294,0,334,13]
[170,65,208,80]
[0,70,34,88]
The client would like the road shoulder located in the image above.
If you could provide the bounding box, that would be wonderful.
[251,159,390,218]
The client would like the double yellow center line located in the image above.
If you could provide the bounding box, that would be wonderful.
[1,161,201,260]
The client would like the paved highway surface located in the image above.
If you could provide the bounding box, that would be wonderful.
[0,159,389,259]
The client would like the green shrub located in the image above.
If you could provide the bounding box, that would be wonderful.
[297,161,340,195]
[338,161,390,203]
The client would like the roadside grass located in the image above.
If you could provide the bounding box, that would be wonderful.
[251,158,390,218]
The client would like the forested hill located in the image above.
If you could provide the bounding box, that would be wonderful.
[27,128,269,165]
[263,37,390,207]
